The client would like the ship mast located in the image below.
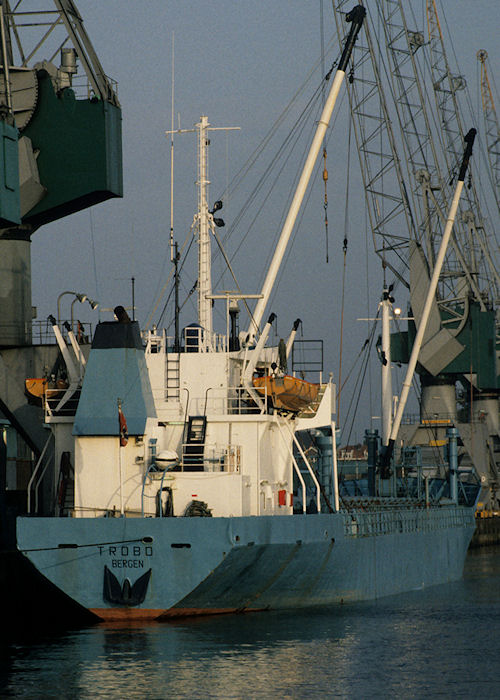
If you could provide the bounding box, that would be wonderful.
[196,116,213,337]
[166,116,239,346]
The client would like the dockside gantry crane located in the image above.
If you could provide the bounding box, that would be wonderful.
[0,1,122,516]
[0,0,122,347]
[332,0,500,507]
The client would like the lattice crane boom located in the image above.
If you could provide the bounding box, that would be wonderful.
[332,0,417,289]
[333,0,499,321]
[426,0,499,309]
[478,49,500,215]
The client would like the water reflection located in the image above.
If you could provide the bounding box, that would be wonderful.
[2,546,500,699]
[74,610,356,699]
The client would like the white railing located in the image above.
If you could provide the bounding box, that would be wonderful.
[143,327,228,354]
[143,328,167,354]
[183,326,227,353]
[153,384,268,416]
[27,433,54,514]
[181,443,241,472]
[44,388,79,420]
[189,385,268,416]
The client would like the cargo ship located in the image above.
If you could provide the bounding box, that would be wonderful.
[14,6,480,622]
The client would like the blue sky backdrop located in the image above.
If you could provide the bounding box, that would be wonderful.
[29,1,499,441]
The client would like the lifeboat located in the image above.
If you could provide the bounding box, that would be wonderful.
[25,377,68,406]
[252,374,319,412]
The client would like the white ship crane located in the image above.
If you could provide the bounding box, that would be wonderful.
[246,5,366,344]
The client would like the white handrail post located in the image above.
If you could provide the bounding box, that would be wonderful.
[273,414,307,513]
[332,421,340,512]
[27,435,52,513]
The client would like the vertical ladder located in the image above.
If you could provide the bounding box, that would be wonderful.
[56,451,74,516]
[166,352,180,400]
[59,478,74,517]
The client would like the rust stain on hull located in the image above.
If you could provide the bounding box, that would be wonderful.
[89,606,266,622]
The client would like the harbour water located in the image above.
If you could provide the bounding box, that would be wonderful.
[2,545,499,699]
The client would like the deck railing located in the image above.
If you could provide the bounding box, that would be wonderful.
[151,384,268,417]
[343,504,474,537]
[180,443,241,472]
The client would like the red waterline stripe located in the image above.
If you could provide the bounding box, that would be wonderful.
[89,606,263,621]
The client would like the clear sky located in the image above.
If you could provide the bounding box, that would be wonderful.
[28,1,499,442]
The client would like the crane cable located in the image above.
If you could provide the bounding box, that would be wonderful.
[340,312,379,448]
[323,148,329,263]
[336,116,352,421]
[320,0,329,264]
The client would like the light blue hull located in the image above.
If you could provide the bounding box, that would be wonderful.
[17,506,475,620]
